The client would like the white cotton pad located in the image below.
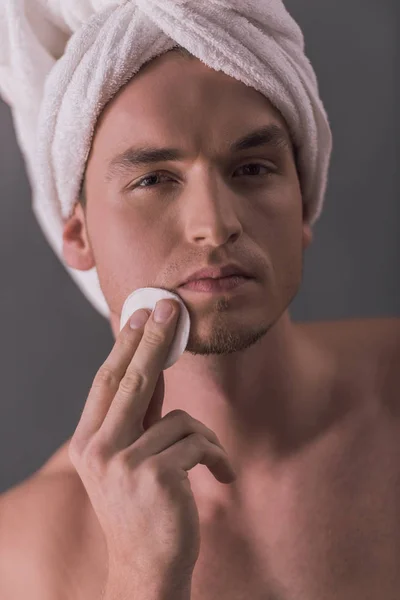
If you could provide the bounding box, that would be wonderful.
[120,287,191,370]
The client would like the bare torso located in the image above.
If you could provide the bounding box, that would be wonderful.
[1,318,399,600]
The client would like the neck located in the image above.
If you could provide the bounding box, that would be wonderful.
[156,312,336,516]
[49,310,336,524]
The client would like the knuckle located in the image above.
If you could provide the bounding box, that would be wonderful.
[118,335,135,355]
[166,411,220,445]
[142,457,163,484]
[193,419,221,447]
[119,368,147,395]
[143,326,167,347]
[120,330,135,346]
[81,438,108,475]
[93,366,118,390]
[168,408,189,418]
[142,457,172,488]
[204,427,221,447]
[187,431,206,447]
[118,446,143,471]
[166,409,192,424]
[165,411,221,446]
[109,451,130,475]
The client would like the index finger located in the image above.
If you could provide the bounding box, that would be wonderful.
[99,300,181,450]
[70,308,152,454]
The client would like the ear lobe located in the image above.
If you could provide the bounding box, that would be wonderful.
[62,205,95,270]
[302,223,313,249]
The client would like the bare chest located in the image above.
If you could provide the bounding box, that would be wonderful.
[190,399,400,600]
[75,398,400,600]
[48,322,400,600]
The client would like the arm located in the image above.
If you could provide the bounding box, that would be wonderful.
[0,481,64,600]
[0,472,107,600]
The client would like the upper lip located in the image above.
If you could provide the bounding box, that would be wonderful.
[179,263,253,286]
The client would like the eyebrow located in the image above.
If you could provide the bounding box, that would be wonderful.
[105,123,293,183]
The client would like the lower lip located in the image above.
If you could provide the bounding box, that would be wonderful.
[179,275,252,293]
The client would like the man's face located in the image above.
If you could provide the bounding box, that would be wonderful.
[63,50,311,354]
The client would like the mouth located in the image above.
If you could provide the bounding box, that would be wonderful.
[179,274,253,294]
[178,260,255,287]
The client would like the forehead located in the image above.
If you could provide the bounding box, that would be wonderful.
[90,51,291,164]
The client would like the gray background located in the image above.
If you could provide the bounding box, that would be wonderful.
[0,0,398,494]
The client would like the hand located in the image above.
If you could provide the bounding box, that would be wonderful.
[68,299,236,587]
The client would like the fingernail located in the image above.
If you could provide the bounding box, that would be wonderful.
[130,309,151,329]
[154,300,174,323]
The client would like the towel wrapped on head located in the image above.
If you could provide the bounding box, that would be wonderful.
[0,0,332,319]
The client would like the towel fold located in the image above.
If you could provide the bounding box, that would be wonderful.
[0,0,332,319]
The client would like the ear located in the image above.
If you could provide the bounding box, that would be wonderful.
[302,221,313,250]
[62,202,96,271]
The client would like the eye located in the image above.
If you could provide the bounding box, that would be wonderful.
[129,163,275,191]
[134,172,171,189]
[234,163,275,178]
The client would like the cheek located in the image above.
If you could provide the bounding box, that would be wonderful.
[260,186,302,247]
[259,197,303,286]
[101,215,171,289]
[268,179,302,219]
[89,214,143,276]
[273,228,303,295]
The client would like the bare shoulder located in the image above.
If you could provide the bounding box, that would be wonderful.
[0,469,107,599]
[300,316,400,404]
[301,315,400,342]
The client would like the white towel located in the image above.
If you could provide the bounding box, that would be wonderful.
[0,0,333,320]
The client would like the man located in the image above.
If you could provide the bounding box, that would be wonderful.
[0,51,400,600]
[1,45,399,600]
